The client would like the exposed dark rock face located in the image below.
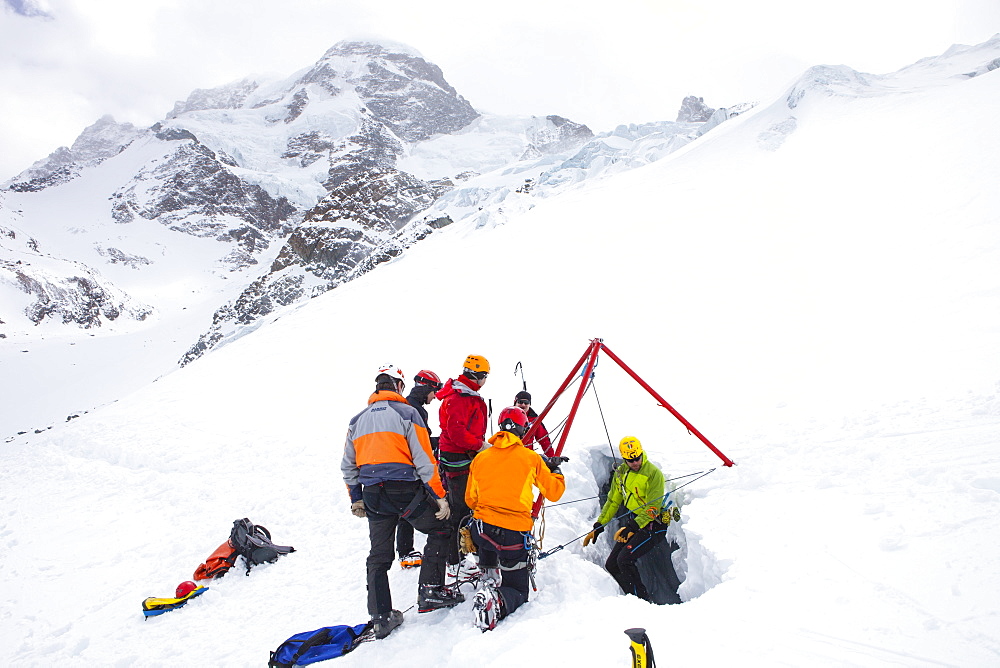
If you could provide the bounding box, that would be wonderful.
[8,261,151,328]
[285,88,310,124]
[295,63,343,96]
[110,139,296,256]
[277,167,436,278]
[321,41,480,142]
[181,117,440,364]
[324,115,406,190]
[95,246,152,268]
[676,96,716,122]
[6,163,79,193]
[282,131,339,167]
[180,210,434,365]
[178,270,305,365]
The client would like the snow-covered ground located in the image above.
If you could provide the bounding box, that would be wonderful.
[2,38,1000,666]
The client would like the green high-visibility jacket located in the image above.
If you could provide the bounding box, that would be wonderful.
[596,455,665,529]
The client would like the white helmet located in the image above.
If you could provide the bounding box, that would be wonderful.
[376,364,405,383]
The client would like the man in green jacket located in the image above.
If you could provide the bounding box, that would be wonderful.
[584,436,677,602]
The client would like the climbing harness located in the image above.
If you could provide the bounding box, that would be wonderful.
[537,468,716,560]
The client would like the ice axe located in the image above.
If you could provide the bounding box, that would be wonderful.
[514,361,527,391]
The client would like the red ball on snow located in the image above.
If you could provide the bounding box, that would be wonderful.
[175,581,198,598]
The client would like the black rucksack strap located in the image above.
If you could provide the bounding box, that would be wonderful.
[400,487,431,520]
[290,628,331,665]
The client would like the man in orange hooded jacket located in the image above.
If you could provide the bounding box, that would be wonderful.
[465,405,567,631]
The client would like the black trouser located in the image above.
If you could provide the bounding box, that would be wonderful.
[362,481,452,616]
[470,521,530,619]
[439,451,474,566]
[605,521,667,601]
[395,521,414,557]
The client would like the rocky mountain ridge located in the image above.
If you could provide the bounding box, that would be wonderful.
[1,39,738,369]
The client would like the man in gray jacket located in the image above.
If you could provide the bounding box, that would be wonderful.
[342,364,464,640]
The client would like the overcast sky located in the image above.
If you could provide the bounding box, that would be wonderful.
[1,0,998,180]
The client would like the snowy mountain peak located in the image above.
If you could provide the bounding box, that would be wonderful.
[304,39,479,142]
[322,38,426,61]
[167,78,262,118]
[3,115,143,192]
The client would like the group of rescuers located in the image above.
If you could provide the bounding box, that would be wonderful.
[341,355,682,638]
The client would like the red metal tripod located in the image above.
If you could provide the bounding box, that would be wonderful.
[524,338,735,518]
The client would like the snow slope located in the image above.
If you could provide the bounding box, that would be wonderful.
[2,38,1000,666]
[0,135,275,436]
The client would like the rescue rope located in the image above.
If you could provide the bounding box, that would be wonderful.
[535,505,545,550]
[546,495,600,508]
[590,379,619,466]
[537,468,717,559]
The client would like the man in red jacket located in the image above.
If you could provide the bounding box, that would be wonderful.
[513,390,554,457]
[436,354,490,577]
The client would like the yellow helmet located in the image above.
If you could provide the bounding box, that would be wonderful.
[463,354,490,374]
[619,436,643,461]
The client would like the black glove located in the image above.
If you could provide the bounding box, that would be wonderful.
[545,455,569,473]
[582,521,604,547]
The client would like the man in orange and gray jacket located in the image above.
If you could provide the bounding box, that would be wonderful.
[465,405,567,631]
[342,364,463,640]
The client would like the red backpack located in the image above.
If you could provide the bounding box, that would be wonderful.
[193,540,237,580]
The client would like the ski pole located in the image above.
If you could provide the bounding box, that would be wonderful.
[515,361,527,391]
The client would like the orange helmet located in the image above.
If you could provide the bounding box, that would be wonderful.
[463,355,490,374]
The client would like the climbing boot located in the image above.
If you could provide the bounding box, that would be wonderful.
[371,609,403,639]
[417,584,465,613]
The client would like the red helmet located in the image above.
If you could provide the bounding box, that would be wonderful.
[413,370,442,390]
[175,581,198,598]
[497,406,528,437]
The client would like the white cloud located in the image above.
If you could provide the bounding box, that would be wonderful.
[3,0,53,19]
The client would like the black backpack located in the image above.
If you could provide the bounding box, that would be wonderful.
[229,518,295,575]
